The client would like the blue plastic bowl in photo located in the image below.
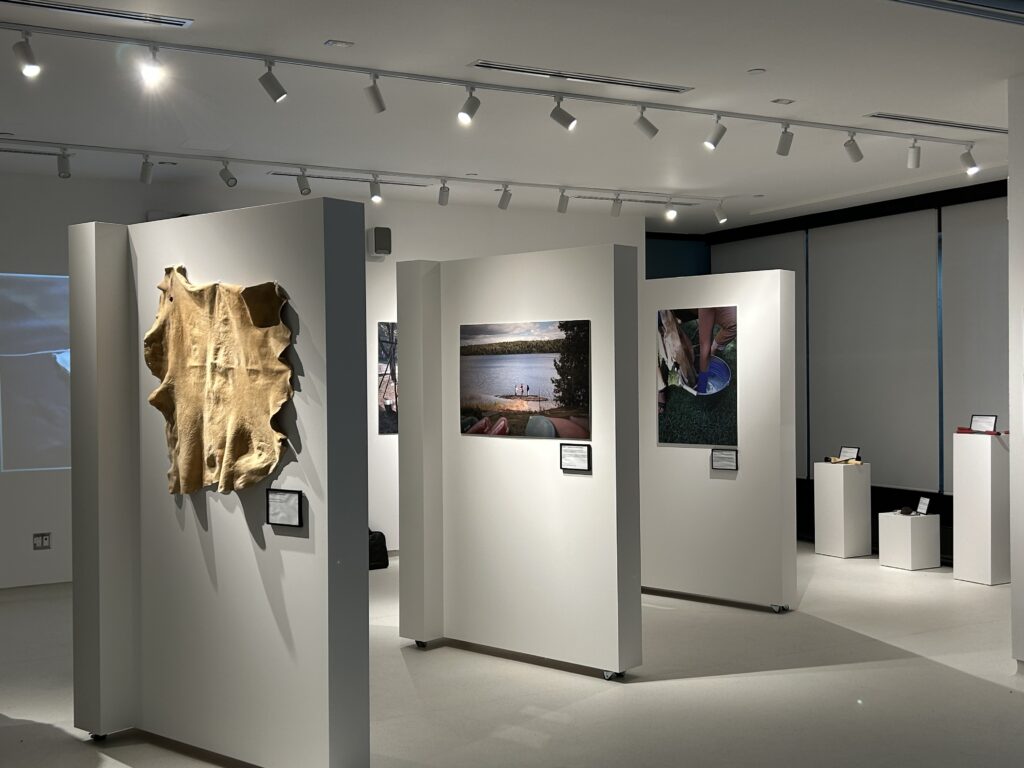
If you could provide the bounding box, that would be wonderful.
[695,355,732,396]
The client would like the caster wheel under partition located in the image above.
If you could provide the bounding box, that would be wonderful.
[770,604,790,614]
[415,640,427,649]
[89,734,107,742]
[603,670,625,681]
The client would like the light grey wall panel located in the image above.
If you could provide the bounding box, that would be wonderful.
[712,231,808,477]
[942,197,1008,494]
[809,210,939,490]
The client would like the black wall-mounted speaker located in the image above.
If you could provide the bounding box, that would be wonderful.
[371,226,392,255]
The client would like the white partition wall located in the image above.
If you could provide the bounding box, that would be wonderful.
[398,244,643,674]
[640,270,796,609]
[71,198,369,767]
[711,231,808,478]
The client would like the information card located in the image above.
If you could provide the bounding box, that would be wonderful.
[560,443,592,473]
[711,448,738,471]
[970,414,997,433]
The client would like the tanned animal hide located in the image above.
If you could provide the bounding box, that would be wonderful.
[143,265,293,494]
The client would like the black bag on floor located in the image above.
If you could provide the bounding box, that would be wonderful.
[369,527,389,570]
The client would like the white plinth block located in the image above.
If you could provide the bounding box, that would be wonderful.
[814,462,872,558]
[953,432,1009,585]
[879,513,940,570]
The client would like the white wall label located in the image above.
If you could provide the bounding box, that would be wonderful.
[970,414,997,432]
[838,446,860,461]
[710,448,738,471]
[560,443,592,473]
[267,488,303,527]
[916,497,930,515]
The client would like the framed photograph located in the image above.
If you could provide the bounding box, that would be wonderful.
[460,320,591,440]
[560,443,592,474]
[970,414,997,433]
[657,306,737,447]
[267,488,302,527]
[711,448,738,471]
[377,322,398,435]
[838,446,860,461]
[916,497,930,515]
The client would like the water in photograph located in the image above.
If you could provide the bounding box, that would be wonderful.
[460,353,560,412]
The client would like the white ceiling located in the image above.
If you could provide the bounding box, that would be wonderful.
[0,0,1020,232]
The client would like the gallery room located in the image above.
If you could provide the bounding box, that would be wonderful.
[1,0,1023,766]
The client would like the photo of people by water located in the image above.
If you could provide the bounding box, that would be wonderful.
[657,307,737,446]
[377,321,398,434]
[460,320,591,439]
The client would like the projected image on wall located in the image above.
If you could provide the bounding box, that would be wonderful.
[459,320,591,439]
[657,307,737,446]
[0,274,70,472]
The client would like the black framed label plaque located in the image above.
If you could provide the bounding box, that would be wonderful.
[711,448,738,471]
[970,414,997,433]
[560,443,592,474]
[267,488,303,527]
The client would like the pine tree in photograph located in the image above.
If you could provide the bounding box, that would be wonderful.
[552,320,590,409]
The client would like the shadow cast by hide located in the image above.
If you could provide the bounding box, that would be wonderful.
[238,480,299,658]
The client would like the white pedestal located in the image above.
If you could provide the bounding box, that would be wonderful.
[814,462,872,558]
[953,432,1010,585]
[879,513,941,570]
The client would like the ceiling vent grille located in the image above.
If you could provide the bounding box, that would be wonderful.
[0,1,194,27]
[471,60,693,94]
[866,112,1007,134]
[889,1,1024,25]
[267,171,429,188]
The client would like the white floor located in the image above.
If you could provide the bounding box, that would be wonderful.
[3,543,1024,767]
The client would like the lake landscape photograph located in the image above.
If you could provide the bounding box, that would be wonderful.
[459,320,591,439]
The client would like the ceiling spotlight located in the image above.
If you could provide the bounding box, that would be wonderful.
[844,132,864,163]
[56,148,70,179]
[498,184,512,210]
[365,74,386,114]
[776,124,794,156]
[907,139,921,169]
[549,97,577,131]
[664,203,678,221]
[557,189,570,214]
[458,87,480,126]
[12,32,40,78]
[704,115,726,150]
[713,202,728,225]
[610,195,622,217]
[139,46,166,90]
[297,169,311,196]
[960,145,980,176]
[219,160,237,188]
[259,61,288,103]
[369,174,383,203]
[438,179,450,206]
[139,154,154,184]
[634,106,659,139]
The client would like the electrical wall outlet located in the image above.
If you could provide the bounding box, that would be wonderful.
[32,533,51,551]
